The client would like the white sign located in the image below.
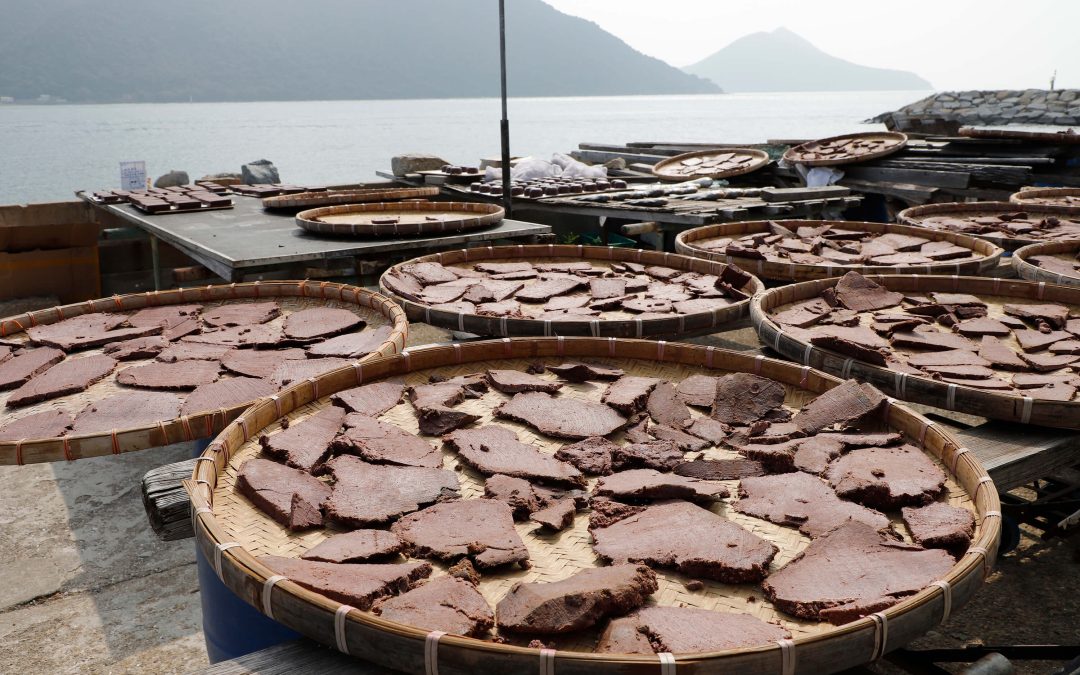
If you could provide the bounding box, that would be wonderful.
[120,161,147,190]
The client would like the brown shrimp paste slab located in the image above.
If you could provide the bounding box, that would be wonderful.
[331,381,406,416]
[127,304,202,329]
[833,272,904,312]
[495,391,627,440]
[0,347,65,390]
[202,302,280,327]
[794,379,886,435]
[307,325,395,359]
[259,407,346,472]
[180,377,275,417]
[902,502,976,553]
[0,409,72,441]
[6,354,116,406]
[546,362,625,382]
[735,472,890,537]
[611,440,684,472]
[320,455,459,527]
[236,458,332,530]
[646,382,692,428]
[220,348,307,378]
[712,373,786,425]
[554,436,617,475]
[602,376,661,414]
[116,359,220,390]
[593,468,728,503]
[444,426,584,486]
[674,458,765,481]
[496,565,658,634]
[591,501,777,583]
[282,307,365,340]
[301,529,406,563]
[597,606,791,654]
[827,445,947,509]
[332,413,442,468]
[26,314,162,352]
[392,499,529,569]
[485,369,562,394]
[674,374,718,407]
[259,556,430,610]
[103,336,168,361]
[72,391,184,435]
[763,521,955,625]
[374,576,494,638]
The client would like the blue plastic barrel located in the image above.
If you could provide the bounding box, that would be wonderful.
[191,438,299,663]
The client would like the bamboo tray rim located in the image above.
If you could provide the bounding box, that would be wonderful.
[188,337,999,674]
[751,274,1080,429]
[1012,239,1080,287]
[674,219,1004,281]
[897,201,1080,250]
[262,187,440,210]
[1010,187,1080,206]
[782,131,908,167]
[651,148,770,182]
[295,201,504,238]
[0,281,408,465]
[379,244,764,339]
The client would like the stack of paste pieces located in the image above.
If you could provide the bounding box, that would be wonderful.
[772,271,1080,401]
[228,356,972,652]
[0,301,393,442]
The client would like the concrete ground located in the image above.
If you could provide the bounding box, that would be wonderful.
[0,322,1076,674]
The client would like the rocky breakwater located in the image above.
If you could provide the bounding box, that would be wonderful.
[873,89,1080,128]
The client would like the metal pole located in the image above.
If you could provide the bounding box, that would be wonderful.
[498,0,513,217]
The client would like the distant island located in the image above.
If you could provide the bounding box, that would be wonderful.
[685,27,931,92]
[0,0,717,103]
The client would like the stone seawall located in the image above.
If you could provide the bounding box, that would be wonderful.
[873,89,1079,127]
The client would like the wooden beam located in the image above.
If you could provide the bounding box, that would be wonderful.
[954,422,1080,492]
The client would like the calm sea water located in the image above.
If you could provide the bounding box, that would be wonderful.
[0,91,925,205]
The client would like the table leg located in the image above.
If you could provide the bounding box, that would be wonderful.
[150,236,162,291]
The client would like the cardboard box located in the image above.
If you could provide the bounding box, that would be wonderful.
[0,246,101,303]
[0,201,101,252]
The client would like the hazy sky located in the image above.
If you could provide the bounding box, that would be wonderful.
[542,1,1079,91]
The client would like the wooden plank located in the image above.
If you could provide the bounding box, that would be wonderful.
[954,422,1080,491]
[838,179,938,204]
[198,639,398,674]
[760,186,851,202]
[844,165,971,189]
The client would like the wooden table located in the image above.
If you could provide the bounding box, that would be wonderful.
[79,193,552,286]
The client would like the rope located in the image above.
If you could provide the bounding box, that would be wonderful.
[931,580,953,624]
[658,652,676,675]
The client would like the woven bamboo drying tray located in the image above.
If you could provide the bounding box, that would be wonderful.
[897,201,1080,251]
[674,220,1003,282]
[263,187,439,210]
[187,337,999,675]
[752,275,1080,429]
[296,202,504,238]
[651,149,770,182]
[1012,240,1080,287]
[379,245,764,339]
[782,132,907,167]
[959,126,1080,144]
[0,282,407,465]
[1010,187,1080,208]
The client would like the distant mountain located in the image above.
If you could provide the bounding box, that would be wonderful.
[685,27,931,92]
[0,0,718,103]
